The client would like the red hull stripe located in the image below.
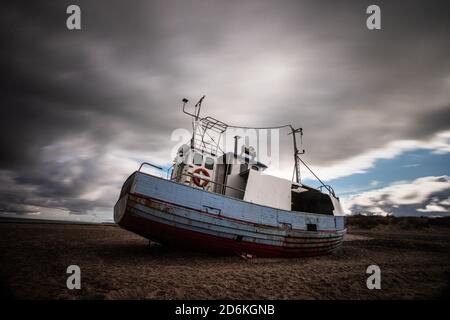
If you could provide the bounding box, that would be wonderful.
[127,202,344,247]
[130,192,346,235]
[120,210,344,258]
[127,197,344,243]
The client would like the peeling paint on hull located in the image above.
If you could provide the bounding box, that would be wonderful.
[114,172,346,258]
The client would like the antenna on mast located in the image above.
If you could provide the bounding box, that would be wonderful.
[182,95,206,119]
[194,95,206,120]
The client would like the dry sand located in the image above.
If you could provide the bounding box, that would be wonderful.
[0,218,449,299]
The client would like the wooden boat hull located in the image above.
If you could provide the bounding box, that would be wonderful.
[114,172,346,258]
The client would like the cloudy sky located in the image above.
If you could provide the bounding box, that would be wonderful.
[1,0,449,222]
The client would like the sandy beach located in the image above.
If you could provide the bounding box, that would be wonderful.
[0,217,449,299]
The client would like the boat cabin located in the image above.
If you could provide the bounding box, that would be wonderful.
[170,144,343,216]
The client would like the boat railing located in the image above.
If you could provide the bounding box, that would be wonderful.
[200,116,228,134]
[318,184,336,198]
[138,162,336,201]
[192,137,219,156]
[137,162,245,195]
[138,162,163,172]
[171,172,246,196]
[138,162,176,180]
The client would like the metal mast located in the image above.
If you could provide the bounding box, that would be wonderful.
[289,127,305,184]
[181,96,335,196]
[182,96,206,149]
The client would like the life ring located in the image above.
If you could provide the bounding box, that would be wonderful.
[193,168,210,187]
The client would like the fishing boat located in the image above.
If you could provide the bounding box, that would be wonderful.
[114,96,346,257]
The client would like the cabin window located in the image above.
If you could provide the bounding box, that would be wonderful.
[205,157,215,170]
[193,153,203,166]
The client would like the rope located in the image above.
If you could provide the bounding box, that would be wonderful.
[227,123,293,130]
[186,104,333,195]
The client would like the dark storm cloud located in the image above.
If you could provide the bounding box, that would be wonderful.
[0,0,449,217]
[0,1,185,168]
